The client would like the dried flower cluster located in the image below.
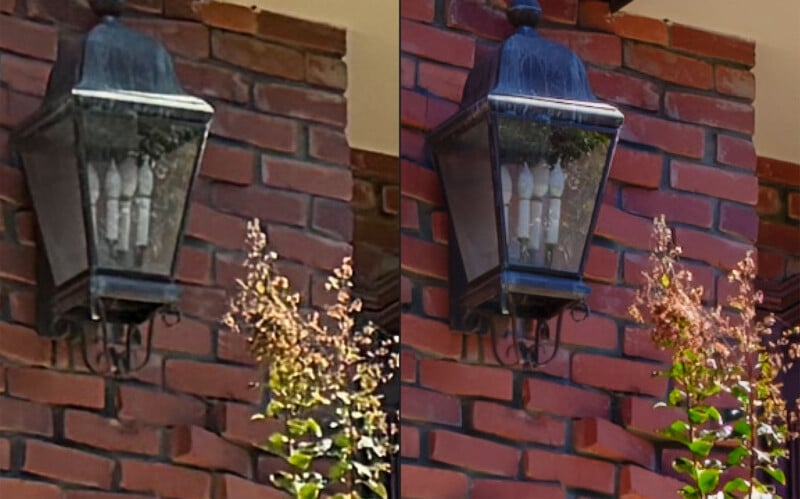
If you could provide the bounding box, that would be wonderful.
[631,216,799,499]
[224,220,399,499]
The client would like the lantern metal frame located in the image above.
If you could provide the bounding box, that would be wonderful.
[11,0,213,375]
[428,0,624,368]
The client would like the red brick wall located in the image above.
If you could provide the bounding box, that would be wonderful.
[0,1,355,497]
[756,156,800,282]
[400,0,759,497]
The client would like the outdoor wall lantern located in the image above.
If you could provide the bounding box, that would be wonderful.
[429,0,624,368]
[12,0,213,376]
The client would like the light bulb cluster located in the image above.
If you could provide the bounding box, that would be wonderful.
[501,160,567,266]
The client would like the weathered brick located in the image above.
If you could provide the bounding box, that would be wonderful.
[523,377,610,418]
[175,58,251,104]
[715,65,755,100]
[125,18,209,59]
[0,54,51,96]
[165,359,258,404]
[212,104,298,153]
[0,322,52,367]
[429,430,521,477]
[579,1,668,45]
[256,11,346,56]
[212,31,303,80]
[671,24,755,67]
[401,235,448,280]
[524,449,616,495]
[401,313,461,359]
[305,53,347,90]
[197,2,257,34]
[0,397,53,435]
[401,20,475,68]
[446,0,513,41]
[674,227,752,270]
[573,417,654,467]
[620,112,705,159]
[670,160,757,205]
[254,83,346,127]
[624,42,712,90]
[419,359,513,401]
[719,202,759,243]
[757,186,781,216]
[65,409,160,455]
[665,92,754,135]
[757,156,800,187]
[171,425,251,477]
[622,187,714,229]
[308,126,350,165]
[401,385,461,426]
[24,439,114,488]
[541,29,621,67]
[418,61,468,103]
[472,400,565,447]
[573,353,667,397]
[7,367,105,408]
[717,134,756,171]
[0,15,58,60]
[263,157,352,202]
[587,67,660,111]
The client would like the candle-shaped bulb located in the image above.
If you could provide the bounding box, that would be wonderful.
[87,163,100,238]
[135,160,155,248]
[529,161,549,251]
[105,160,121,243]
[516,163,534,241]
[500,165,512,238]
[116,156,139,253]
[545,160,566,246]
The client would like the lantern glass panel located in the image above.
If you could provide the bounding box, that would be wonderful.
[19,116,88,286]
[496,115,612,274]
[78,107,204,277]
[433,115,498,282]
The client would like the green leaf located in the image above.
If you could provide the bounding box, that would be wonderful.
[732,420,751,438]
[761,465,786,485]
[260,432,288,457]
[688,407,709,425]
[727,445,748,466]
[333,432,352,450]
[672,457,695,475]
[297,483,321,499]
[706,406,722,425]
[723,478,749,493]
[328,461,349,482]
[270,471,296,494]
[680,484,700,499]
[365,480,388,499]
[288,451,313,471]
[287,419,309,437]
[688,440,713,458]
[669,388,686,406]
[697,469,720,494]
[663,420,690,444]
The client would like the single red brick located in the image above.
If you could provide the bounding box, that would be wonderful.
[401,349,417,382]
[255,10,345,55]
[587,68,660,111]
[674,227,752,271]
[65,409,159,455]
[595,204,654,251]
[757,156,800,187]
[120,460,213,499]
[402,0,435,22]
[418,61,468,103]
[254,83,346,128]
[717,134,756,171]
[165,359,258,404]
[471,479,565,499]
[719,202,759,243]
[446,0,513,41]
[400,425,421,459]
[401,128,426,162]
[608,146,663,188]
[431,211,448,244]
[420,359,513,400]
[579,2,667,45]
[262,157,352,202]
[401,19,475,68]
[64,491,154,499]
[574,417,654,467]
[538,0,579,24]
[117,385,206,427]
[215,473,284,499]
[402,312,463,360]
[401,235,448,280]
[214,184,309,228]
[759,220,800,254]
[623,326,672,363]
[624,42,713,89]
[178,285,229,322]
[585,245,619,283]
[0,54,51,96]
[473,400,565,446]
[24,439,114,488]
[199,141,255,185]
[621,187,713,229]
[0,15,58,60]
[789,193,800,220]
[671,160,757,205]
[401,160,444,206]
[0,397,53,435]
[524,449,616,495]
[267,224,351,271]
[211,31,303,80]
[185,202,247,251]
[523,377,610,418]
[401,465,469,499]
[401,385,461,426]
[308,126,350,166]
[0,478,62,499]
[665,92,754,135]
[541,29,622,67]
[305,53,347,90]
[756,186,782,216]
[620,464,686,498]
[7,367,105,408]
[0,322,52,367]
[315,197,354,242]
[214,402,278,447]
[125,18,209,59]
[757,249,786,280]
[573,353,667,397]
[621,396,683,440]
[671,24,755,67]
[175,58,251,104]
[429,430,521,476]
[176,246,213,286]
[0,87,41,127]
[212,104,298,154]
[171,425,251,477]
[197,2,256,33]
[620,112,705,159]
[715,65,755,100]
[560,314,619,350]
[14,210,36,245]
[421,286,449,319]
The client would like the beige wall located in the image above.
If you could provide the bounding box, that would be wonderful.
[625,0,800,163]
[230,0,399,157]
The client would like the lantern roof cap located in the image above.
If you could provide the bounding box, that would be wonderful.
[461,0,599,108]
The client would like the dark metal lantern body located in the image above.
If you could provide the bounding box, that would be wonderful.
[13,15,213,346]
[429,1,624,338]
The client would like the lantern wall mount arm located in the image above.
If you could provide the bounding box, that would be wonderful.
[11,0,214,376]
[428,0,624,369]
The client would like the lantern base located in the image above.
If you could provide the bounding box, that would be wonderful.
[451,269,589,332]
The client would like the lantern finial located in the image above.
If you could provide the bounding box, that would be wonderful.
[89,0,125,17]
[507,0,542,29]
